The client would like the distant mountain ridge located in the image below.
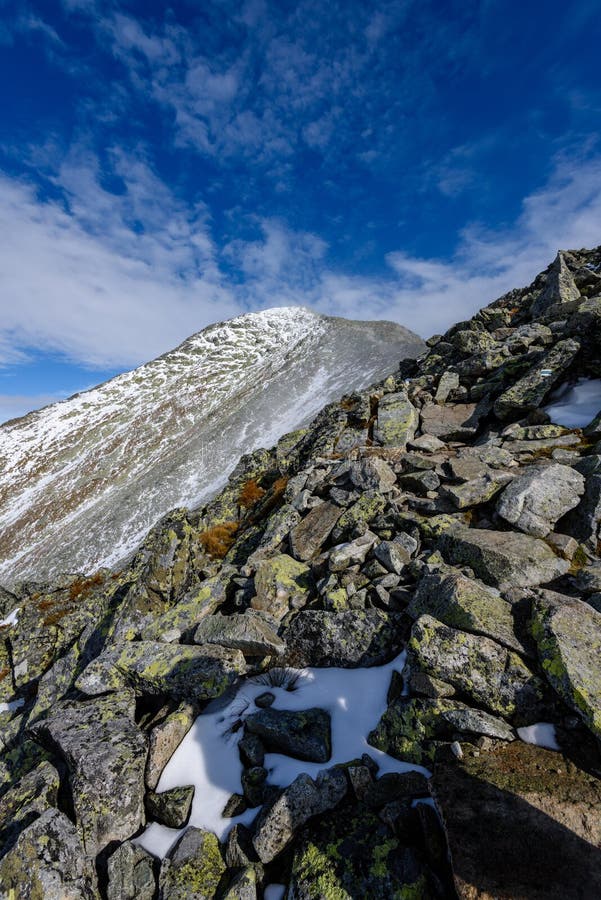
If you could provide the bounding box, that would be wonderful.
[0,306,424,583]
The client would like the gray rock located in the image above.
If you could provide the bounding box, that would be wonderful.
[221,866,259,900]
[530,594,601,740]
[140,571,231,642]
[348,457,397,492]
[373,391,419,446]
[0,760,60,858]
[409,615,544,719]
[31,694,147,858]
[328,532,378,571]
[245,707,331,762]
[107,841,156,900]
[193,611,285,657]
[373,540,411,574]
[496,463,585,537]
[398,469,441,495]
[494,338,581,420]
[75,641,245,702]
[250,504,301,559]
[368,696,514,766]
[575,562,601,594]
[531,251,581,317]
[252,554,312,621]
[146,701,197,790]
[408,433,446,452]
[420,402,480,440]
[146,785,194,829]
[289,502,341,560]
[407,566,528,654]
[435,370,460,404]
[442,473,511,510]
[159,827,226,899]
[252,767,347,863]
[560,473,601,549]
[283,609,402,667]
[0,808,97,899]
[431,741,601,900]
[439,525,570,589]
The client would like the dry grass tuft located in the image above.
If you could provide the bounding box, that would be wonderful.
[199,522,239,558]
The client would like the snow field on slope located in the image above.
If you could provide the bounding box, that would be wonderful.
[544,378,601,428]
[136,650,431,858]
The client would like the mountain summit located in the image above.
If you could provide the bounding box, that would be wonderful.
[0,307,423,583]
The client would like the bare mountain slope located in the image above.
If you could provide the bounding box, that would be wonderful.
[0,307,423,583]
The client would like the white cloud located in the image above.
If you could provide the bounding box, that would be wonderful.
[1,149,600,407]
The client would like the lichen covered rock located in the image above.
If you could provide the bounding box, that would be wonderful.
[496,463,584,537]
[530,594,601,740]
[283,609,403,668]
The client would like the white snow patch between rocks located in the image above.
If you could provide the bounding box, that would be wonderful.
[263,886,286,900]
[544,378,601,428]
[0,607,19,628]
[137,650,430,858]
[0,698,25,713]
[517,722,560,751]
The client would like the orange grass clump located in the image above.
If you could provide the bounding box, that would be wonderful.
[199,522,239,558]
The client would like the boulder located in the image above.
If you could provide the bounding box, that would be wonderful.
[430,741,601,900]
[251,554,312,621]
[289,502,341,560]
[348,457,397,492]
[31,694,147,858]
[283,609,402,668]
[368,697,514,766]
[146,785,194,829]
[244,707,331,762]
[107,841,157,900]
[252,767,347,863]
[140,571,231,642]
[442,473,510,510]
[560,473,601,549]
[408,615,544,719]
[328,532,378,571]
[0,760,60,857]
[438,525,569,589]
[531,251,581,317]
[221,866,259,900]
[407,566,528,654]
[0,808,97,898]
[373,540,411,574]
[159,827,226,900]
[146,701,197,790]
[496,463,585,537]
[193,611,285,657]
[75,641,245,702]
[373,391,418,446]
[530,594,601,740]
[420,402,480,440]
[330,493,387,543]
[494,338,581,420]
[288,806,430,899]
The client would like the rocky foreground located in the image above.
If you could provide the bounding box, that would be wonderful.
[1,248,601,898]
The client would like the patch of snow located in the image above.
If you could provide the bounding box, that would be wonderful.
[0,607,20,628]
[544,378,601,428]
[264,886,286,900]
[0,698,25,713]
[517,722,560,751]
[136,651,430,858]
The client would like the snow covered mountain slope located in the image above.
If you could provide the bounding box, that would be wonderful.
[0,307,423,584]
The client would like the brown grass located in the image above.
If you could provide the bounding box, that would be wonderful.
[199,522,239,558]
[68,572,104,601]
[0,666,10,681]
[42,608,71,627]
[238,479,266,510]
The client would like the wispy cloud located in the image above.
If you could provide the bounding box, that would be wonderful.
[1,147,600,383]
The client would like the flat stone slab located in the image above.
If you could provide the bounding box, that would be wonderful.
[244,707,331,762]
[496,463,584,537]
[438,525,569,590]
[282,609,403,668]
[430,741,601,900]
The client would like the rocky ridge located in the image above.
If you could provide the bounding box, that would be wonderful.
[1,247,601,898]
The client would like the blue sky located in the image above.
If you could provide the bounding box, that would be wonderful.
[1,0,601,422]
